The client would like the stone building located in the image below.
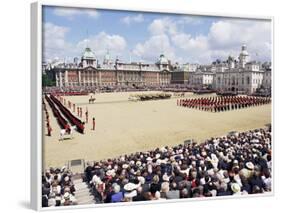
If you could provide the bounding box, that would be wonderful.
[48,47,172,88]
[213,45,269,94]
[171,63,199,84]
[189,71,215,89]
[45,44,271,94]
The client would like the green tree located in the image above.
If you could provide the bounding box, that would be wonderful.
[42,74,55,87]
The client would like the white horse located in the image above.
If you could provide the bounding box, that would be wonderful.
[59,125,77,141]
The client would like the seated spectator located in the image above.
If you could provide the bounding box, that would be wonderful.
[111,184,123,203]
[43,127,272,206]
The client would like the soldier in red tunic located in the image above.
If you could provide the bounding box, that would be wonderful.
[65,123,70,134]
[47,125,52,136]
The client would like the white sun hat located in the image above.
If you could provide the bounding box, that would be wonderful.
[124,182,138,191]
[246,162,254,170]
[231,183,241,193]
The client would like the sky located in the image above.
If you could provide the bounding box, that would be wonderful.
[42,6,272,64]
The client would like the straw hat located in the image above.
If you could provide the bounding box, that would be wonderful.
[231,183,241,193]
[122,164,129,169]
[136,161,142,167]
[246,162,254,170]
[63,192,70,200]
[124,182,138,191]
[106,169,116,177]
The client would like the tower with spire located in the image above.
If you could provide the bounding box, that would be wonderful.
[81,30,97,68]
[239,44,249,68]
[103,49,112,65]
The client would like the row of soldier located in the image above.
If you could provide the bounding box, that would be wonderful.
[66,100,94,130]
[43,99,53,136]
[57,97,89,123]
[177,96,271,112]
[56,95,96,129]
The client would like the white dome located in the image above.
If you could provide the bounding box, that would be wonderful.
[82,47,96,59]
[240,45,249,56]
[240,50,249,56]
[157,54,169,64]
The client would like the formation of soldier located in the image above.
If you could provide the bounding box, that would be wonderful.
[57,95,92,130]
[177,96,271,112]
[43,99,52,136]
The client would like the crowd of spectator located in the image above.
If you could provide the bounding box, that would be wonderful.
[83,127,272,203]
[43,84,196,95]
[42,126,272,207]
[42,167,77,207]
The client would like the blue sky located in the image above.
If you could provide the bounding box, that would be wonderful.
[42,6,272,64]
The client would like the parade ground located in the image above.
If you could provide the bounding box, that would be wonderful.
[43,91,272,168]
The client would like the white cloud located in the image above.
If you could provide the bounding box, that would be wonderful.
[133,34,178,62]
[171,33,210,63]
[207,19,271,61]
[85,10,99,18]
[121,14,144,25]
[136,17,271,64]
[148,17,178,35]
[148,16,202,36]
[43,23,127,62]
[53,7,99,20]
[43,22,74,60]
[44,15,271,64]
[77,32,127,59]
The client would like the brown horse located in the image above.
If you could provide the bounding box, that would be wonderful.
[89,97,96,104]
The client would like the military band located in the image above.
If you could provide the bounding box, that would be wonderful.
[177,96,271,112]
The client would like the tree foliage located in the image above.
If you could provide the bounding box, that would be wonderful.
[42,74,55,87]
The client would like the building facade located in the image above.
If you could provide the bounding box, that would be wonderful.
[213,45,270,94]
[48,48,172,88]
[189,71,215,89]
[45,45,271,94]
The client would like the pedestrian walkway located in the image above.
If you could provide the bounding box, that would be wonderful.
[73,178,95,205]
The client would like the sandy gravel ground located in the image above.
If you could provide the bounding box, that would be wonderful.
[43,91,271,168]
